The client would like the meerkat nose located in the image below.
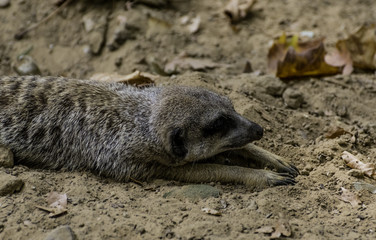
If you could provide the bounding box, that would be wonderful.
[251,122,263,140]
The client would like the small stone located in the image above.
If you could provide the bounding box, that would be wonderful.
[163,184,221,202]
[247,200,258,210]
[45,225,77,240]
[353,182,376,194]
[263,76,286,96]
[115,57,123,67]
[0,0,10,8]
[0,146,13,168]
[13,55,41,76]
[347,169,364,178]
[0,173,24,196]
[81,12,108,55]
[282,88,304,109]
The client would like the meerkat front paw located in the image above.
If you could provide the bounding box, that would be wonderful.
[243,169,296,188]
[272,158,300,177]
[265,171,297,186]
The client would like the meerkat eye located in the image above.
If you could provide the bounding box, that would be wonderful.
[170,128,188,158]
[203,115,233,137]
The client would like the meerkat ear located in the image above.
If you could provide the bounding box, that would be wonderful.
[170,128,187,158]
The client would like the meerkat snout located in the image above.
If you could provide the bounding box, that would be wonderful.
[247,121,264,141]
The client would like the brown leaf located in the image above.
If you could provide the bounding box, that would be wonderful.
[271,218,291,239]
[267,34,340,78]
[325,41,353,75]
[339,187,361,208]
[224,0,257,23]
[342,151,375,179]
[324,126,349,139]
[255,216,292,238]
[326,23,376,74]
[90,71,155,87]
[165,54,219,72]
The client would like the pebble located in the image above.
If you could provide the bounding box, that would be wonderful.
[347,169,364,178]
[0,0,10,8]
[163,184,221,202]
[353,182,376,194]
[45,225,77,240]
[107,15,137,51]
[81,13,108,55]
[261,75,286,97]
[0,172,24,196]
[0,146,13,168]
[13,55,41,75]
[282,88,304,109]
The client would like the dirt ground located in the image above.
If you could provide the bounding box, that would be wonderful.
[1,0,376,239]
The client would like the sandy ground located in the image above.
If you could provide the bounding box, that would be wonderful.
[1,0,376,239]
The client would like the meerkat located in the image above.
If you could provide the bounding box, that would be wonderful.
[0,76,299,188]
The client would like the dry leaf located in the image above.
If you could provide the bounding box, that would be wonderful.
[271,218,291,239]
[339,187,361,207]
[326,23,376,74]
[324,126,349,139]
[36,192,68,217]
[267,33,340,78]
[165,53,219,72]
[47,191,67,208]
[342,151,376,179]
[201,207,222,216]
[255,217,292,238]
[224,0,257,23]
[90,71,155,87]
[325,41,353,75]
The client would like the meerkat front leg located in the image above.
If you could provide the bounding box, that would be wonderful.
[219,144,299,176]
[161,164,296,188]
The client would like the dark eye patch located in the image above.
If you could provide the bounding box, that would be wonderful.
[203,115,234,137]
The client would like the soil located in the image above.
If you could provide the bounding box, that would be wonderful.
[1,0,376,239]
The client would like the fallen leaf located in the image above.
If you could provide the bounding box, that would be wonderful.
[267,33,340,78]
[326,23,376,74]
[201,207,222,216]
[36,192,68,217]
[224,0,257,23]
[165,53,220,72]
[324,126,349,139]
[339,187,361,207]
[325,41,353,75]
[47,191,67,208]
[271,218,292,239]
[255,216,292,238]
[342,151,376,179]
[90,71,155,87]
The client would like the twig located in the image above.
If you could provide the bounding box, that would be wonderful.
[319,77,351,89]
[129,177,144,186]
[14,0,74,40]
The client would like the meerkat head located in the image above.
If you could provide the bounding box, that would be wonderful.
[151,86,263,166]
